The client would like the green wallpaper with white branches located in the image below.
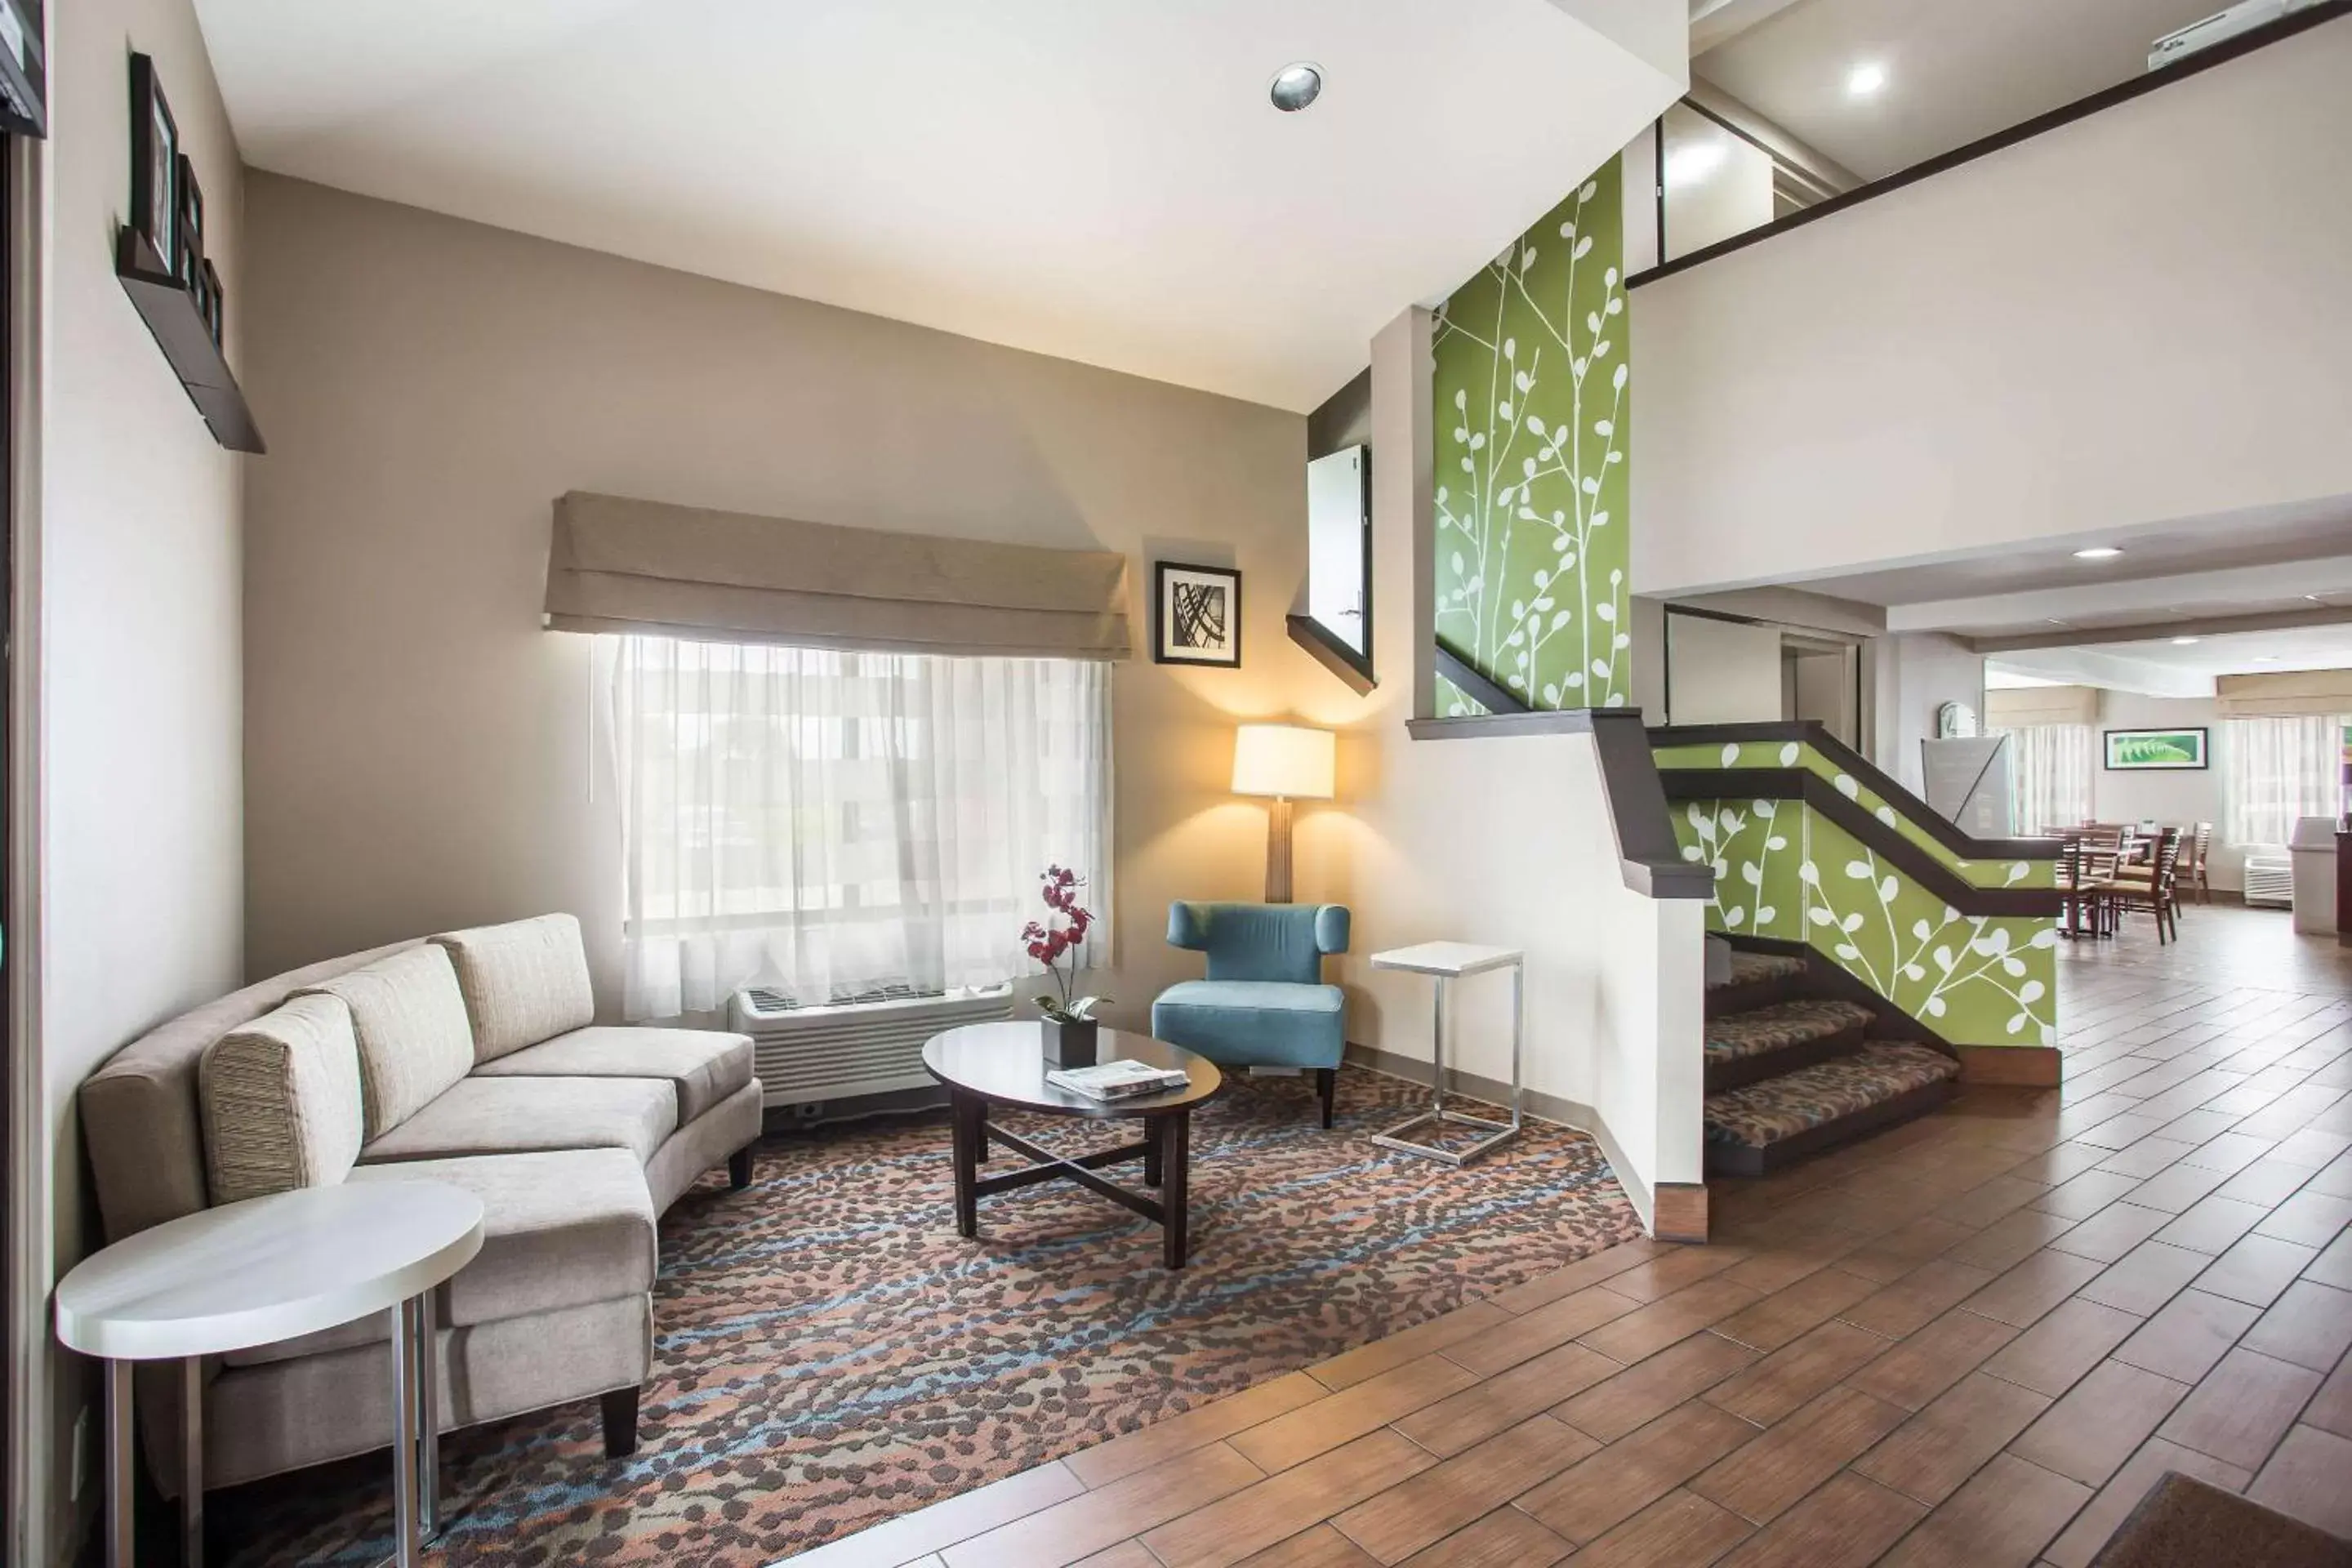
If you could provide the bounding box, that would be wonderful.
[1433,158,1629,714]
[1656,737,2062,1048]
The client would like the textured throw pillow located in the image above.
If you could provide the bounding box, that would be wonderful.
[198,994,367,1205]
[297,945,478,1140]
[430,912,596,1062]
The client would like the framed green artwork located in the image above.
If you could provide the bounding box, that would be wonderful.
[2104,728,2207,770]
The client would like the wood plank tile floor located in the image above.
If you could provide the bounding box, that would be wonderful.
[791,906,2352,1568]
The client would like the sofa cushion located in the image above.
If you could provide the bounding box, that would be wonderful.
[469,1026,754,1122]
[1151,980,1346,1069]
[356,1076,678,1167]
[197,995,367,1205]
[224,1148,656,1368]
[297,945,477,1140]
[430,913,596,1063]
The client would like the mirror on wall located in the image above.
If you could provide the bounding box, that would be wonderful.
[1304,444,1370,664]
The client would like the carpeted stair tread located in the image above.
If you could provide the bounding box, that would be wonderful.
[1705,999,1874,1065]
[1704,1043,1960,1150]
[1709,951,1806,991]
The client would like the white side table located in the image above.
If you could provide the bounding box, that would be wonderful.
[1368,942,1525,1165]
[56,1182,485,1568]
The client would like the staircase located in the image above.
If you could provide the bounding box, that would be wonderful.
[1703,949,1962,1177]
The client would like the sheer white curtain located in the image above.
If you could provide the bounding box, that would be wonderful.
[2225,715,2346,848]
[1995,724,2095,835]
[606,636,1113,1020]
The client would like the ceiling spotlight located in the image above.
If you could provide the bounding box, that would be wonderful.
[1269,62,1323,113]
[2253,654,2279,662]
[1846,61,1887,96]
[2171,636,2202,645]
[2072,546,2123,559]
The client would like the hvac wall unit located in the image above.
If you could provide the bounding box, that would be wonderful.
[728,984,1014,1123]
[2149,0,2320,67]
[2241,853,2294,908]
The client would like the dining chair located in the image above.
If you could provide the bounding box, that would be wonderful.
[2186,822,2215,906]
[2106,828,2184,944]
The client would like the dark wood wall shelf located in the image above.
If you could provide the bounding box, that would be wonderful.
[114,228,263,454]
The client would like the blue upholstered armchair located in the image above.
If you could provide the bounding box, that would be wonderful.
[1151,902,1350,1127]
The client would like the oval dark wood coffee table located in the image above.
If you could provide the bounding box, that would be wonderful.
[921,1022,1225,1268]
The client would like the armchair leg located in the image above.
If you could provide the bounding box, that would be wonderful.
[600,1386,641,1459]
[1315,1068,1337,1129]
[728,1147,753,1190]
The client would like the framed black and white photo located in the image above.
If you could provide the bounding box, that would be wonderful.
[128,54,178,274]
[1153,561,1242,667]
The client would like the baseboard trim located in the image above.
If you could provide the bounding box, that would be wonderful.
[1342,1043,1708,1244]
[1957,1045,2063,1088]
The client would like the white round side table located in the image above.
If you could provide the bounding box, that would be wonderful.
[56,1181,485,1568]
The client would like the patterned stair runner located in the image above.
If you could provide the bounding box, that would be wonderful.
[1704,1042,1961,1152]
[1704,999,1874,1067]
[1708,951,1805,991]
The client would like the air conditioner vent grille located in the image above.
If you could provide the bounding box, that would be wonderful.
[728,984,1016,1107]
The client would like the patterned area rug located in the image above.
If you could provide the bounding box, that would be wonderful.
[212,1070,1641,1566]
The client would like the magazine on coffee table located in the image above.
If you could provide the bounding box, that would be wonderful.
[1046,1061,1191,1101]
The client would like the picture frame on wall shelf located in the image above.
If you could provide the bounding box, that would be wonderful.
[1153,561,1242,667]
[2104,727,2208,771]
[201,259,224,345]
[176,153,203,270]
[127,53,177,274]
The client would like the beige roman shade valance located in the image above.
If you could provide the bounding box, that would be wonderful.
[1984,684,2099,728]
[543,491,1132,660]
[2216,669,2352,718]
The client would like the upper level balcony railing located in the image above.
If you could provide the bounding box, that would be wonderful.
[1628,0,2348,284]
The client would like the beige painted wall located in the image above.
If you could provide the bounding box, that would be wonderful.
[238,174,1356,1032]
[1661,611,1782,724]
[29,0,247,1557]
[1631,16,2352,595]
[2095,693,2240,891]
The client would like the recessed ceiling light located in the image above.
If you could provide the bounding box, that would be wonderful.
[2253,654,2278,662]
[1846,61,1887,96]
[2072,546,2123,559]
[2171,636,2201,645]
[1269,62,1323,113]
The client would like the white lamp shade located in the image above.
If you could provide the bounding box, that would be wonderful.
[1232,724,1336,800]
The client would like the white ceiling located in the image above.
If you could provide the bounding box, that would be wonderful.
[1693,0,2226,180]
[1993,623,2352,697]
[193,0,1682,412]
[1783,501,2352,613]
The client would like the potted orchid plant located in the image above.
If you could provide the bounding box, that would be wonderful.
[1024,865,1106,1067]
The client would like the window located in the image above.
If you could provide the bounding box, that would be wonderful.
[1993,724,2094,835]
[2225,715,2347,848]
[607,636,1112,1020]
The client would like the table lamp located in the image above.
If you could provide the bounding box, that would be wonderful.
[1232,723,1335,903]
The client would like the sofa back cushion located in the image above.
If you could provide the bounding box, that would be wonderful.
[429,912,595,1062]
[80,938,425,1242]
[298,945,477,1140]
[198,994,367,1205]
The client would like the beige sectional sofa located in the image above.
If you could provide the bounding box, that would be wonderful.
[78,913,762,1492]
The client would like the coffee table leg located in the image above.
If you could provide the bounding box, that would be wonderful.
[1143,1132,1163,1188]
[106,1360,134,1568]
[1161,1111,1191,1268]
[391,1298,422,1568]
[950,1092,982,1238]
[183,1357,205,1568]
